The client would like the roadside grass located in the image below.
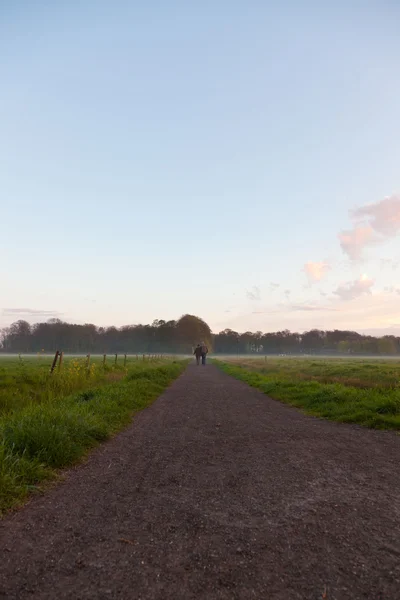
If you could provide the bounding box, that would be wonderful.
[0,355,171,416]
[0,359,186,514]
[220,357,400,389]
[216,359,400,431]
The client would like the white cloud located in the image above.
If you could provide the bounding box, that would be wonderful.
[333,274,374,301]
[304,261,331,283]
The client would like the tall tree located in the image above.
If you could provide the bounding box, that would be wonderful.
[176,315,213,353]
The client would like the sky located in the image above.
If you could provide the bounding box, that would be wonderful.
[1,1,400,335]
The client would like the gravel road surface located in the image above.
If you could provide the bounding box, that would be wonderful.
[1,364,400,599]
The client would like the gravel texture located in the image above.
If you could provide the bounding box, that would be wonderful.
[1,364,400,599]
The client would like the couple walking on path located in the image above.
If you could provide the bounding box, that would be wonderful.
[194,342,208,365]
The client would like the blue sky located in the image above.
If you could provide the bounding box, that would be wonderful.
[1,1,400,334]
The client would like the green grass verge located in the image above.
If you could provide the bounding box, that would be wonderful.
[216,360,400,431]
[0,361,186,515]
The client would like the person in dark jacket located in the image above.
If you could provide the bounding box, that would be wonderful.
[194,344,202,365]
[200,342,209,365]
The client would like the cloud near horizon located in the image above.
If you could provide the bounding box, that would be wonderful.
[251,301,341,314]
[339,195,400,260]
[333,274,374,301]
[2,308,63,318]
[215,288,400,335]
[304,261,331,283]
[289,303,340,312]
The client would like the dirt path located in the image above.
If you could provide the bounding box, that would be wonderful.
[1,365,400,599]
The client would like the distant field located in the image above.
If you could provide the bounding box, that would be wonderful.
[216,357,400,430]
[0,354,186,514]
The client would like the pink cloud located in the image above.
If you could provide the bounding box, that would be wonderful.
[304,261,331,283]
[333,274,374,301]
[351,195,400,236]
[338,226,376,260]
[339,195,400,260]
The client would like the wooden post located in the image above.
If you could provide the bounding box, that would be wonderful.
[103,354,106,366]
[50,350,60,374]
[124,354,127,367]
[58,352,64,371]
[143,354,145,361]
[115,354,118,365]
[86,353,91,370]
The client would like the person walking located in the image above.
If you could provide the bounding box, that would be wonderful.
[194,344,202,365]
[200,342,209,365]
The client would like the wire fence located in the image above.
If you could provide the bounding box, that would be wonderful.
[47,351,168,373]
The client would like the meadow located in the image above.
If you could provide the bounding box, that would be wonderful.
[0,354,186,514]
[216,356,400,430]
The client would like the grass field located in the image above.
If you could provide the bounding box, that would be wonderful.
[216,357,400,430]
[0,354,186,514]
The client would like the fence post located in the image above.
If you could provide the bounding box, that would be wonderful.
[143,354,145,361]
[58,351,64,371]
[124,354,127,367]
[115,354,118,365]
[50,350,60,374]
[103,354,106,367]
[86,354,91,374]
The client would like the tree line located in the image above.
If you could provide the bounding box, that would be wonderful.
[1,316,400,355]
[0,315,212,354]
[214,328,400,355]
